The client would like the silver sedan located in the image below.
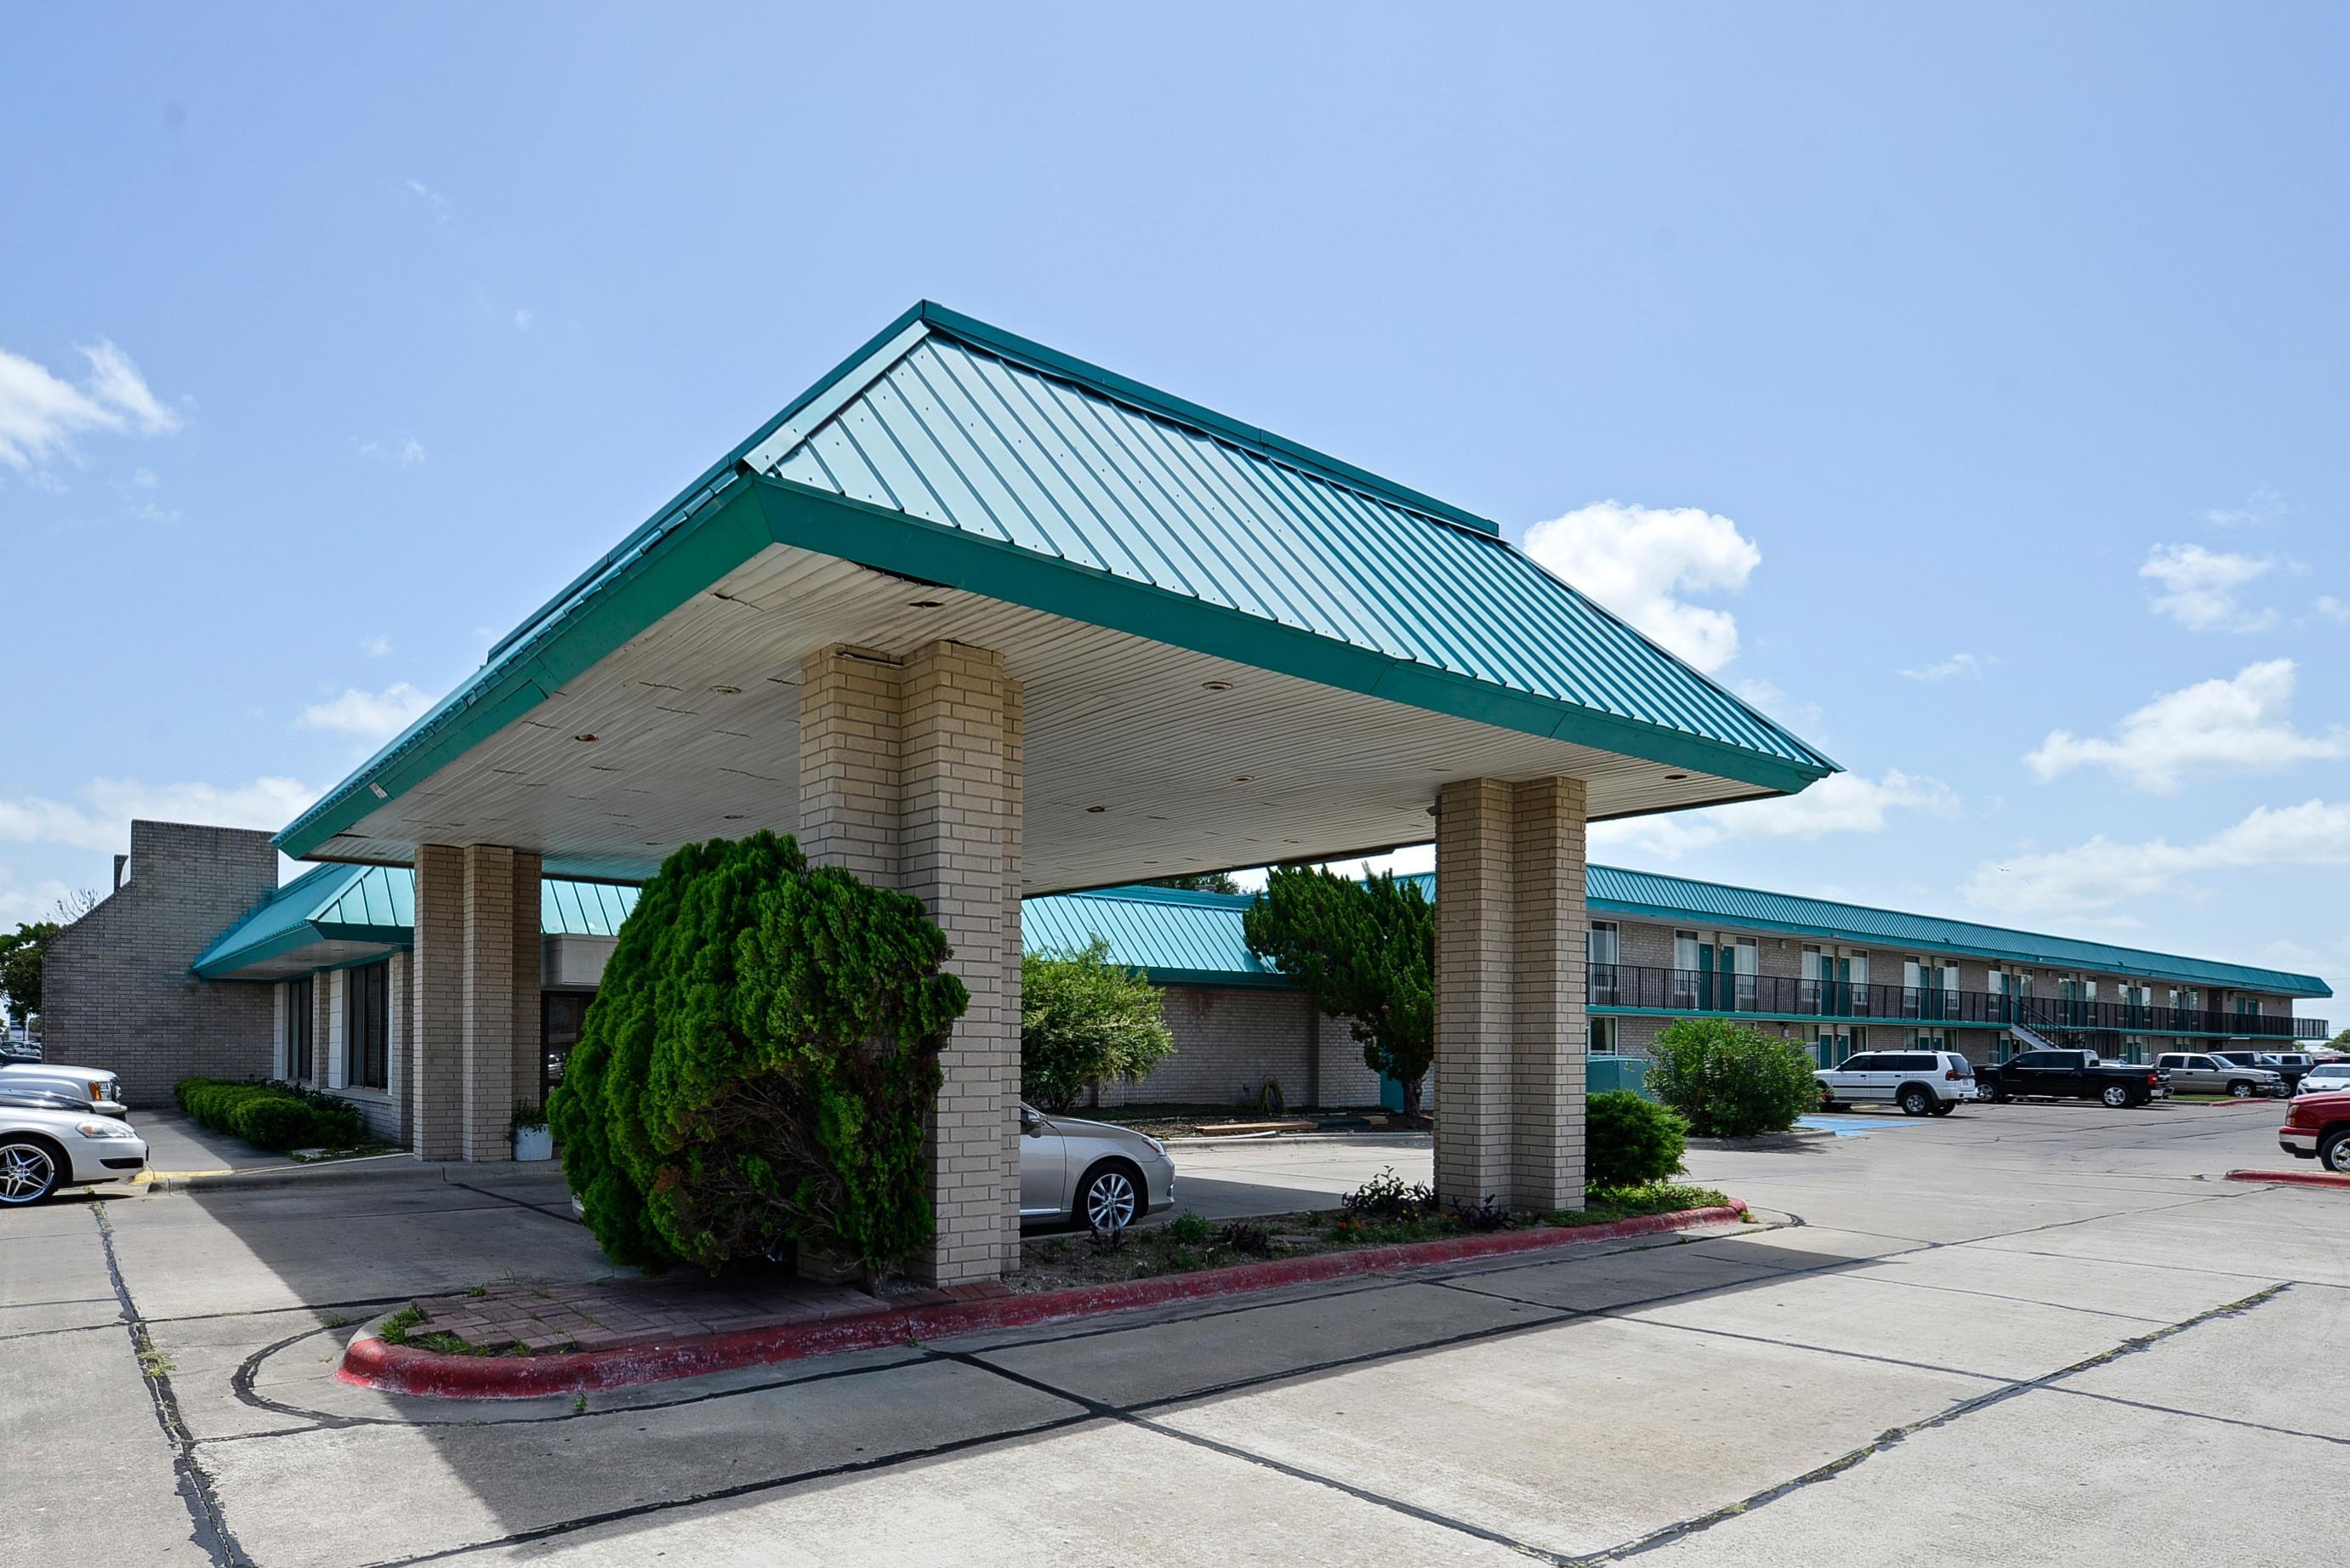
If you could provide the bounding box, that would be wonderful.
[1017,1103,1176,1230]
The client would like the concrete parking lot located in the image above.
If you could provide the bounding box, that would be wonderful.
[6,1098,2343,1566]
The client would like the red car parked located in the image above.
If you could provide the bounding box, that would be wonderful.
[2278,1090,2350,1174]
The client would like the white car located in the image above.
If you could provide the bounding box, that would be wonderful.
[1017,1103,1177,1230]
[0,1088,150,1206]
[1817,1049,1982,1116]
[0,1058,127,1117]
[2296,1060,2350,1097]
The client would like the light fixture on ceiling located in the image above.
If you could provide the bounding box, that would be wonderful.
[1664,772,1687,781]
[708,685,743,696]
[909,599,944,609]
[1085,804,1107,814]
[722,814,746,821]
[1202,679,1233,691]
[1232,774,1255,783]
[573,733,599,743]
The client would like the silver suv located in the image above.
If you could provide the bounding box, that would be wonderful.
[2154,1052,2285,1099]
[1816,1050,1980,1116]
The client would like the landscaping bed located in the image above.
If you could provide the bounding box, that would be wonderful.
[1013,1180,1734,1292]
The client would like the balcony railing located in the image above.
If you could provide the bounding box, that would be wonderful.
[1585,963,2326,1041]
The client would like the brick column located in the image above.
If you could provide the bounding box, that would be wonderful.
[384,951,412,1145]
[1433,775,1590,1213]
[800,640,1022,1285]
[461,844,521,1163]
[310,969,333,1091]
[412,844,465,1160]
[509,852,543,1114]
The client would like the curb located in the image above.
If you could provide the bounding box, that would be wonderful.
[338,1199,1750,1400]
[2224,1168,2350,1190]
[142,1158,565,1194]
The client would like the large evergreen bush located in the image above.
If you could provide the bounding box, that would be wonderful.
[1645,1019,1818,1138]
[549,832,969,1278]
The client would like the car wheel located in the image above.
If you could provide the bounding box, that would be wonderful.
[2228,1081,2255,1099]
[1930,1100,1956,1116]
[0,1138,63,1207]
[2101,1085,2131,1109]
[2321,1131,2350,1176]
[1898,1086,1932,1116]
[1075,1161,1141,1232]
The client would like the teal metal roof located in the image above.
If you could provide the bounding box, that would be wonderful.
[278,302,1836,861]
[196,857,2329,1001]
[196,870,641,980]
[1578,864,2330,999]
[192,863,413,979]
[1022,883,1287,987]
[541,878,639,937]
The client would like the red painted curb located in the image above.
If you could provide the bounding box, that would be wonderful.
[2225,1168,2350,1189]
[339,1200,1750,1400]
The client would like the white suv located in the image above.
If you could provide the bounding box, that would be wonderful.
[1817,1050,1980,1116]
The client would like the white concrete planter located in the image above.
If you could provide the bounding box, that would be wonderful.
[512,1125,554,1162]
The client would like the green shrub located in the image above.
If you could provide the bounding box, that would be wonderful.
[1645,1020,1818,1138]
[230,1094,318,1151]
[171,1077,363,1150]
[549,831,970,1280]
[1163,1209,1213,1245]
[1585,1090,1688,1186]
[1021,939,1175,1112]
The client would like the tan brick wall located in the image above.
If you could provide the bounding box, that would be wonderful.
[1434,775,1590,1213]
[411,844,466,1161]
[800,641,1021,1286]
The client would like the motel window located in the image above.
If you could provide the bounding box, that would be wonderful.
[1588,923,1619,966]
[1589,1017,1619,1055]
[346,962,390,1091]
[286,976,314,1082]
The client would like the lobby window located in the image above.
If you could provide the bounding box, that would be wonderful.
[346,962,390,1090]
[286,976,314,1082]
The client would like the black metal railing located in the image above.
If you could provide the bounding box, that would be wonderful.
[1585,963,2325,1040]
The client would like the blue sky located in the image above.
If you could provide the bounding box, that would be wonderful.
[4,5,2346,1005]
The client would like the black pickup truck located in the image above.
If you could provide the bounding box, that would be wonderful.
[1975,1050,2165,1108]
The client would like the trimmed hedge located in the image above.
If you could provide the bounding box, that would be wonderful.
[1586,1090,1688,1187]
[174,1078,364,1151]
[549,831,970,1279]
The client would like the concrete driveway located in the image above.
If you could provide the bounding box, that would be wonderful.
[6,1098,2342,1566]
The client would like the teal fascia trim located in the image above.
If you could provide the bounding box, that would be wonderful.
[748,476,1833,795]
[1141,967,1300,991]
[276,479,776,860]
[1590,1005,2307,1041]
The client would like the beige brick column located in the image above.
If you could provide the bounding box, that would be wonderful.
[1433,775,1590,1213]
[460,844,521,1163]
[509,852,543,1114]
[310,969,333,1090]
[384,951,412,1145]
[799,640,1022,1285]
[412,844,465,1160]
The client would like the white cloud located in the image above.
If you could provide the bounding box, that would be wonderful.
[0,872,78,929]
[1591,770,1959,860]
[360,634,393,659]
[299,682,433,741]
[1898,652,1994,682]
[357,435,426,465]
[1963,798,2350,916]
[513,309,534,332]
[1731,677,1823,736]
[0,338,181,469]
[2316,596,2350,624]
[2206,486,2286,528]
[2140,543,2276,632]
[1522,500,1761,673]
[406,179,452,223]
[0,777,317,855]
[2024,659,2346,793]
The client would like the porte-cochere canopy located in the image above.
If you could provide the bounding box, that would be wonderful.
[277,303,1836,886]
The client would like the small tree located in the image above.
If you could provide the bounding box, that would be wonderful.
[1586,1090,1688,1187]
[1242,866,1433,1120]
[1021,939,1176,1111]
[1646,1018,1818,1138]
[0,920,62,1029]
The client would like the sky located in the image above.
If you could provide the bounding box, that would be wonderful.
[3,4,2347,1011]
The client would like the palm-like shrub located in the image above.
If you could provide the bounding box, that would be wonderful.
[549,832,969,1278]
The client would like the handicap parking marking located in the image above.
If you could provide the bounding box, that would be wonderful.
[1799,1114,1923,1137]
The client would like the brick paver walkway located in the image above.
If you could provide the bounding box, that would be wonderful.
[411,1273,1006,1354]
